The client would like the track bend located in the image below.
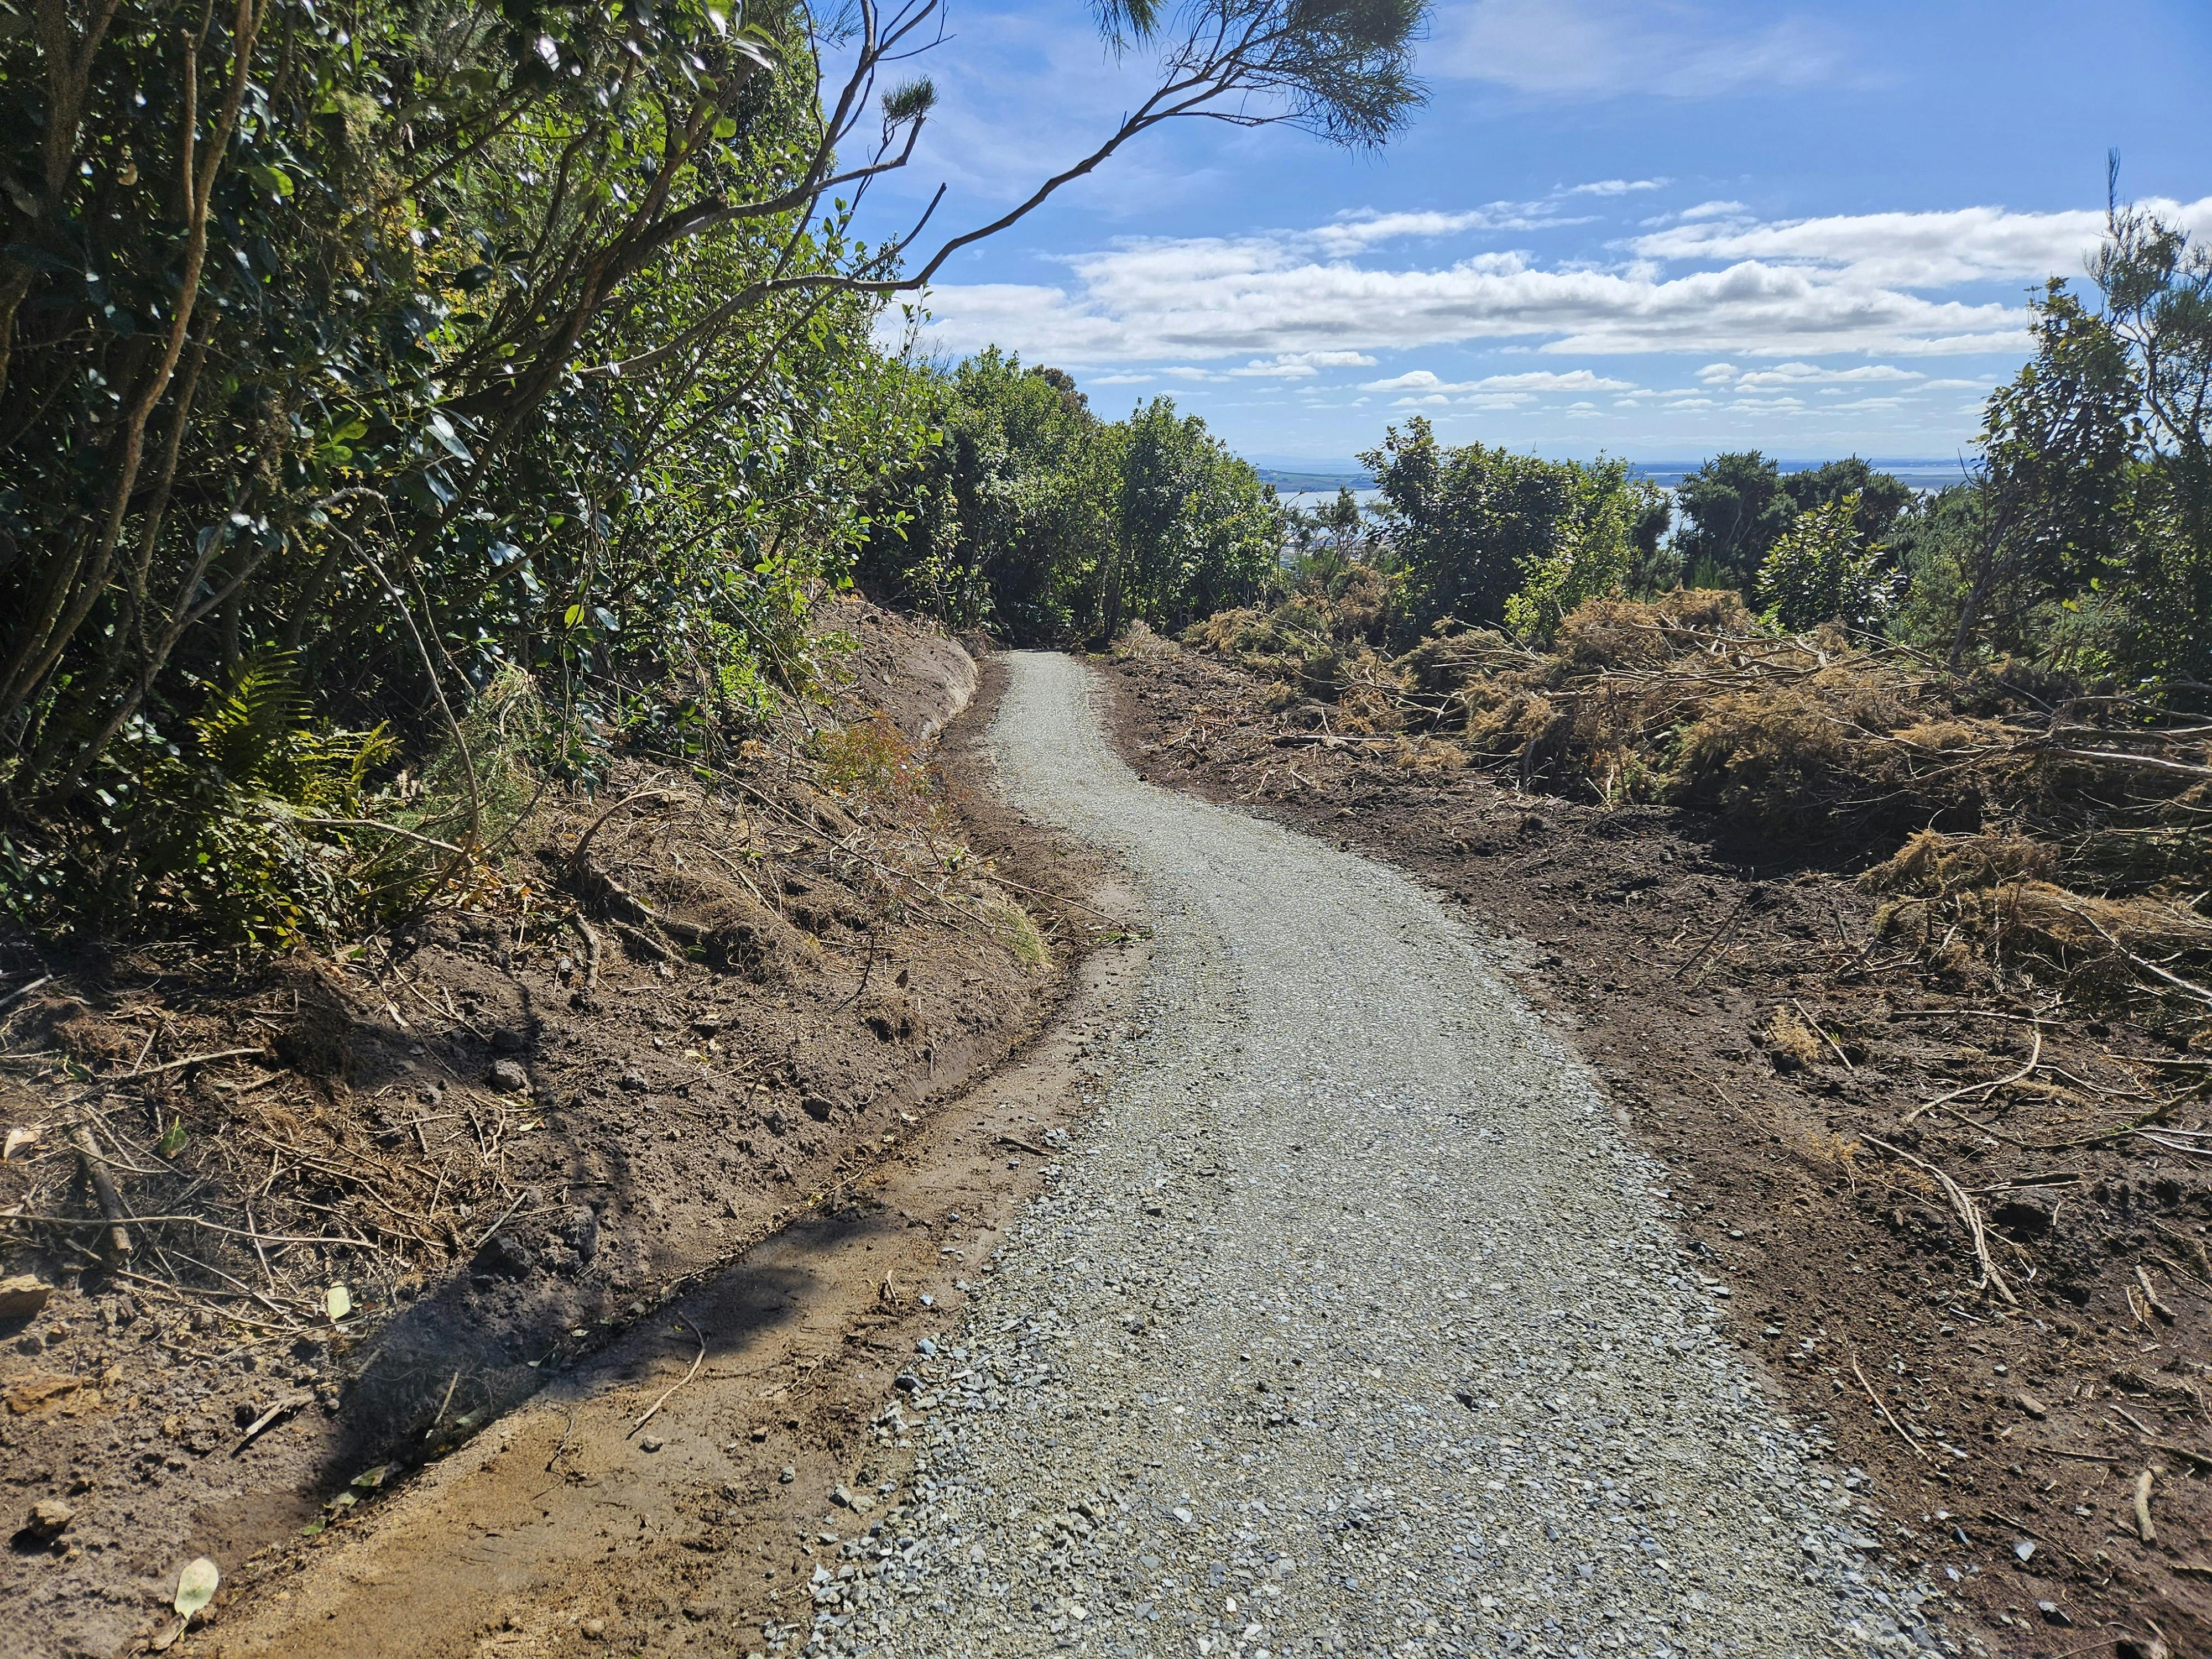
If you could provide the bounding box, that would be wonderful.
[792,652,1954,1659]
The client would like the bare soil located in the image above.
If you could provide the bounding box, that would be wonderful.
[0,612,1107,1658]
[1103,631,2212,1659]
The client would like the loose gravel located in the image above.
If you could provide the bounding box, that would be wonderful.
[768,652,1958,1659]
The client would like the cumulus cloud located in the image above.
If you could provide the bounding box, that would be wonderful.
[1363,368,1639,393]
[915,194,2212,371]
[1311,205,1594,254]
[918,241,2028,364]
[1631,196,2212,289]
[1438,0,1845,99]
[1715,361,1926,389]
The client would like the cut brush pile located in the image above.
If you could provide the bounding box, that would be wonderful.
[1190,587,2212,1035]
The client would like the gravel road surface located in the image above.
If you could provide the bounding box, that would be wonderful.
[770,653,1956,1659]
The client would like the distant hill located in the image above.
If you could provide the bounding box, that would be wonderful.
[1255,467,1374,494]
[1627,458,1966,491]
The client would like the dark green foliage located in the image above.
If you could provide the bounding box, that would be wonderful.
[1672,452,1798,593]
[862,351,1118,639]
[1781,458,1914,547]
[1754,493,1891,633]
[862,356,1279,644]
[2097,199,2212,684]
[1107,398,1280,638]
[1357,418,1644,643]
[0,0,1427,942]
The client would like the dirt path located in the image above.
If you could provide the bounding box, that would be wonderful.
[775,652,1961,1658]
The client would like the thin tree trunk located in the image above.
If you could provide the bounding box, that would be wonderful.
[0,0,265,735]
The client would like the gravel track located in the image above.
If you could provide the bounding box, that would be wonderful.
[771,653,1956,1659]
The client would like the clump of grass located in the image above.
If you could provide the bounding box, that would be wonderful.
[1765,1005,1826,1072]
[978,891,1048,971]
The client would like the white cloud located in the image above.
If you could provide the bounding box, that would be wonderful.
[1232,349,1377,377]
[1631,196,2212,289]
[1439,0,1846,99]
[1364,368,1639,393]
[917,194,2212,371]
[919,240,2028,365]
[1311,206,1593,254]
[1568,178,1671,196]
[1723,361,1925,389]
[1473,369,1642,392]
[1365,369,1448,392]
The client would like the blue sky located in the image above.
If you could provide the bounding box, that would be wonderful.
[848,0,2212,466]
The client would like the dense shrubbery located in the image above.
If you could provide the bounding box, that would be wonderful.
[858,350,1280,643]
[1286,207,2208,692]
[0,0,1425,944]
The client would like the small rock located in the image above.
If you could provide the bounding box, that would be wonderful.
[2014,1390,2048,1420]
[639,1435,664,1453]
[779,1465,795,1484]
[832,1485,855,1507]
[20,1499,72,1542]
[581,1618,607,1641]
[489,1026,527,1055]
[619,1069,650,1092]
[0,1275,53,1319]
[560,1205,599,1266]
[486,1059,529,1094]
[2037,1600,2072,1626]
[2013,1538,2036,1562]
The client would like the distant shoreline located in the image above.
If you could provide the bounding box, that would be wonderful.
[1260,457,1971,498]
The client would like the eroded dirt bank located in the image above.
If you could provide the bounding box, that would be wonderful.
[1104,632,2207,1659]
[0,613,1109,1658]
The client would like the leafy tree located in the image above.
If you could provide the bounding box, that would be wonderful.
[2095,195,2212,684]
[862,351,1117,639]
[1359,418,1642,639]
[1755,493,1892,633]
[861,361,1280,644]
[1781,457,1914,547]
[1946,281,2139,668]
[0,0,1431,935]
[1671,452,1796,592]
[1107,398,1280,638]
[1502,458,1640,645]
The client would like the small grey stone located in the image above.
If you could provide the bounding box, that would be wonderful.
[486,1058,529,1093]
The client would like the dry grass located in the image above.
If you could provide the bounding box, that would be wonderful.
[1184,585,2212,1027]
[1765,1004,1827,1071]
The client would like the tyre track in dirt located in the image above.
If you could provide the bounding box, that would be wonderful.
[779,652,1965,1659]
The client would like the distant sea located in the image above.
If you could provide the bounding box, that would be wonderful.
[1263,457,1970,513]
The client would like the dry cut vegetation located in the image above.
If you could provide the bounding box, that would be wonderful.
[1188,587,2212,1037]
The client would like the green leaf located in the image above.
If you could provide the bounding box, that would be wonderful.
[156,1118,187,1158]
